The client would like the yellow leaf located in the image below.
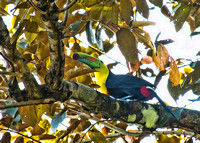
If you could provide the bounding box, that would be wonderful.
[88,127,109,143]
[154,44,169,71]
[24,31,37,45]
[169,57,180,86]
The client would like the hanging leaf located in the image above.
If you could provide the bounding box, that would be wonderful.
[154,44,169,71]
[116,27,138,64]
[135,0,149,19]
[132,27,154,50]
[120,0,132,25]
[154,70,167,87]
[95,24,103,50]
[88,127,109,143]
[86,21,95,45]
[169,56,180,86]
[71,18,82,32]
[149,0,163,8]
[51,111,66,133]
[173,3,192,32]
[14,136,24,143]
[161,5,172,20]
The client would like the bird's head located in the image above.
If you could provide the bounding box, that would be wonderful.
[73,52,106,72]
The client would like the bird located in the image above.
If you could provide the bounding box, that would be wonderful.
[73,52,177,119]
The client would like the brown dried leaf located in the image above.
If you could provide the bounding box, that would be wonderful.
[161,5,172,20]
[169,56,180,86]
[154,44,169,71]
[31,124,45,136]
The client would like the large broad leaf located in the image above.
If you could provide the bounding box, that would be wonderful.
[116,27,138,64]
[132,21,155,27]
[168,79,182,101]
[173,3,192,32]
[95,24,103,50]
[149,0,163,8]
[88,127,109,143]
[86,21,95,45]
[120,0,132,25]
[135,0,149,19]
[89,2,118,24]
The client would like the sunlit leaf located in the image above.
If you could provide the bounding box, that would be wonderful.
[132,27,154,50]
[173,3,192,32]
[169,56,180,86]
[120,0,132,25]
[135,0,149,19]
[24,31,37,45]
[39,119,51,134]
[31,124,45,136]
[88,127,109,143]
[86,21,95,45]
[85,0,101,7]
[89,2,118,24]
[116,27,138,64]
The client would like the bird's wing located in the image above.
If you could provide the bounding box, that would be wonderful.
[106,74,155,89]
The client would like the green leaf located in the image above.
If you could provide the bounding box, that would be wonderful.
[24,31,38,44]
[95,24,103,50]
[71,18,82,32]
[167,79,182,101]
[86,21,95,45]
[116,28,138,64]
[173,3,192,32]
[88,127,109,143]
[120,0,132,25]
[149,0,163,8]
[135,0,149,19]
[51,111,66,133]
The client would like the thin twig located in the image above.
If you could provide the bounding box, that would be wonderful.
[62,0,70,27]
[0,128,41,143]
[0,98,56,109]
[27,0,46,14]
[58,0,78,13]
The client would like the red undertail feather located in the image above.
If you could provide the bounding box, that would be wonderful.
[140,86,154,99]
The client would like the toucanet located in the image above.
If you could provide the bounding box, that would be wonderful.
[73,52,177,119]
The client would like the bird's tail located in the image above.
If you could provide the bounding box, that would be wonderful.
[148,89,178,120]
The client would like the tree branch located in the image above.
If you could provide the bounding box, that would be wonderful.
[0,17,42,99]
[58,0,78,13]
